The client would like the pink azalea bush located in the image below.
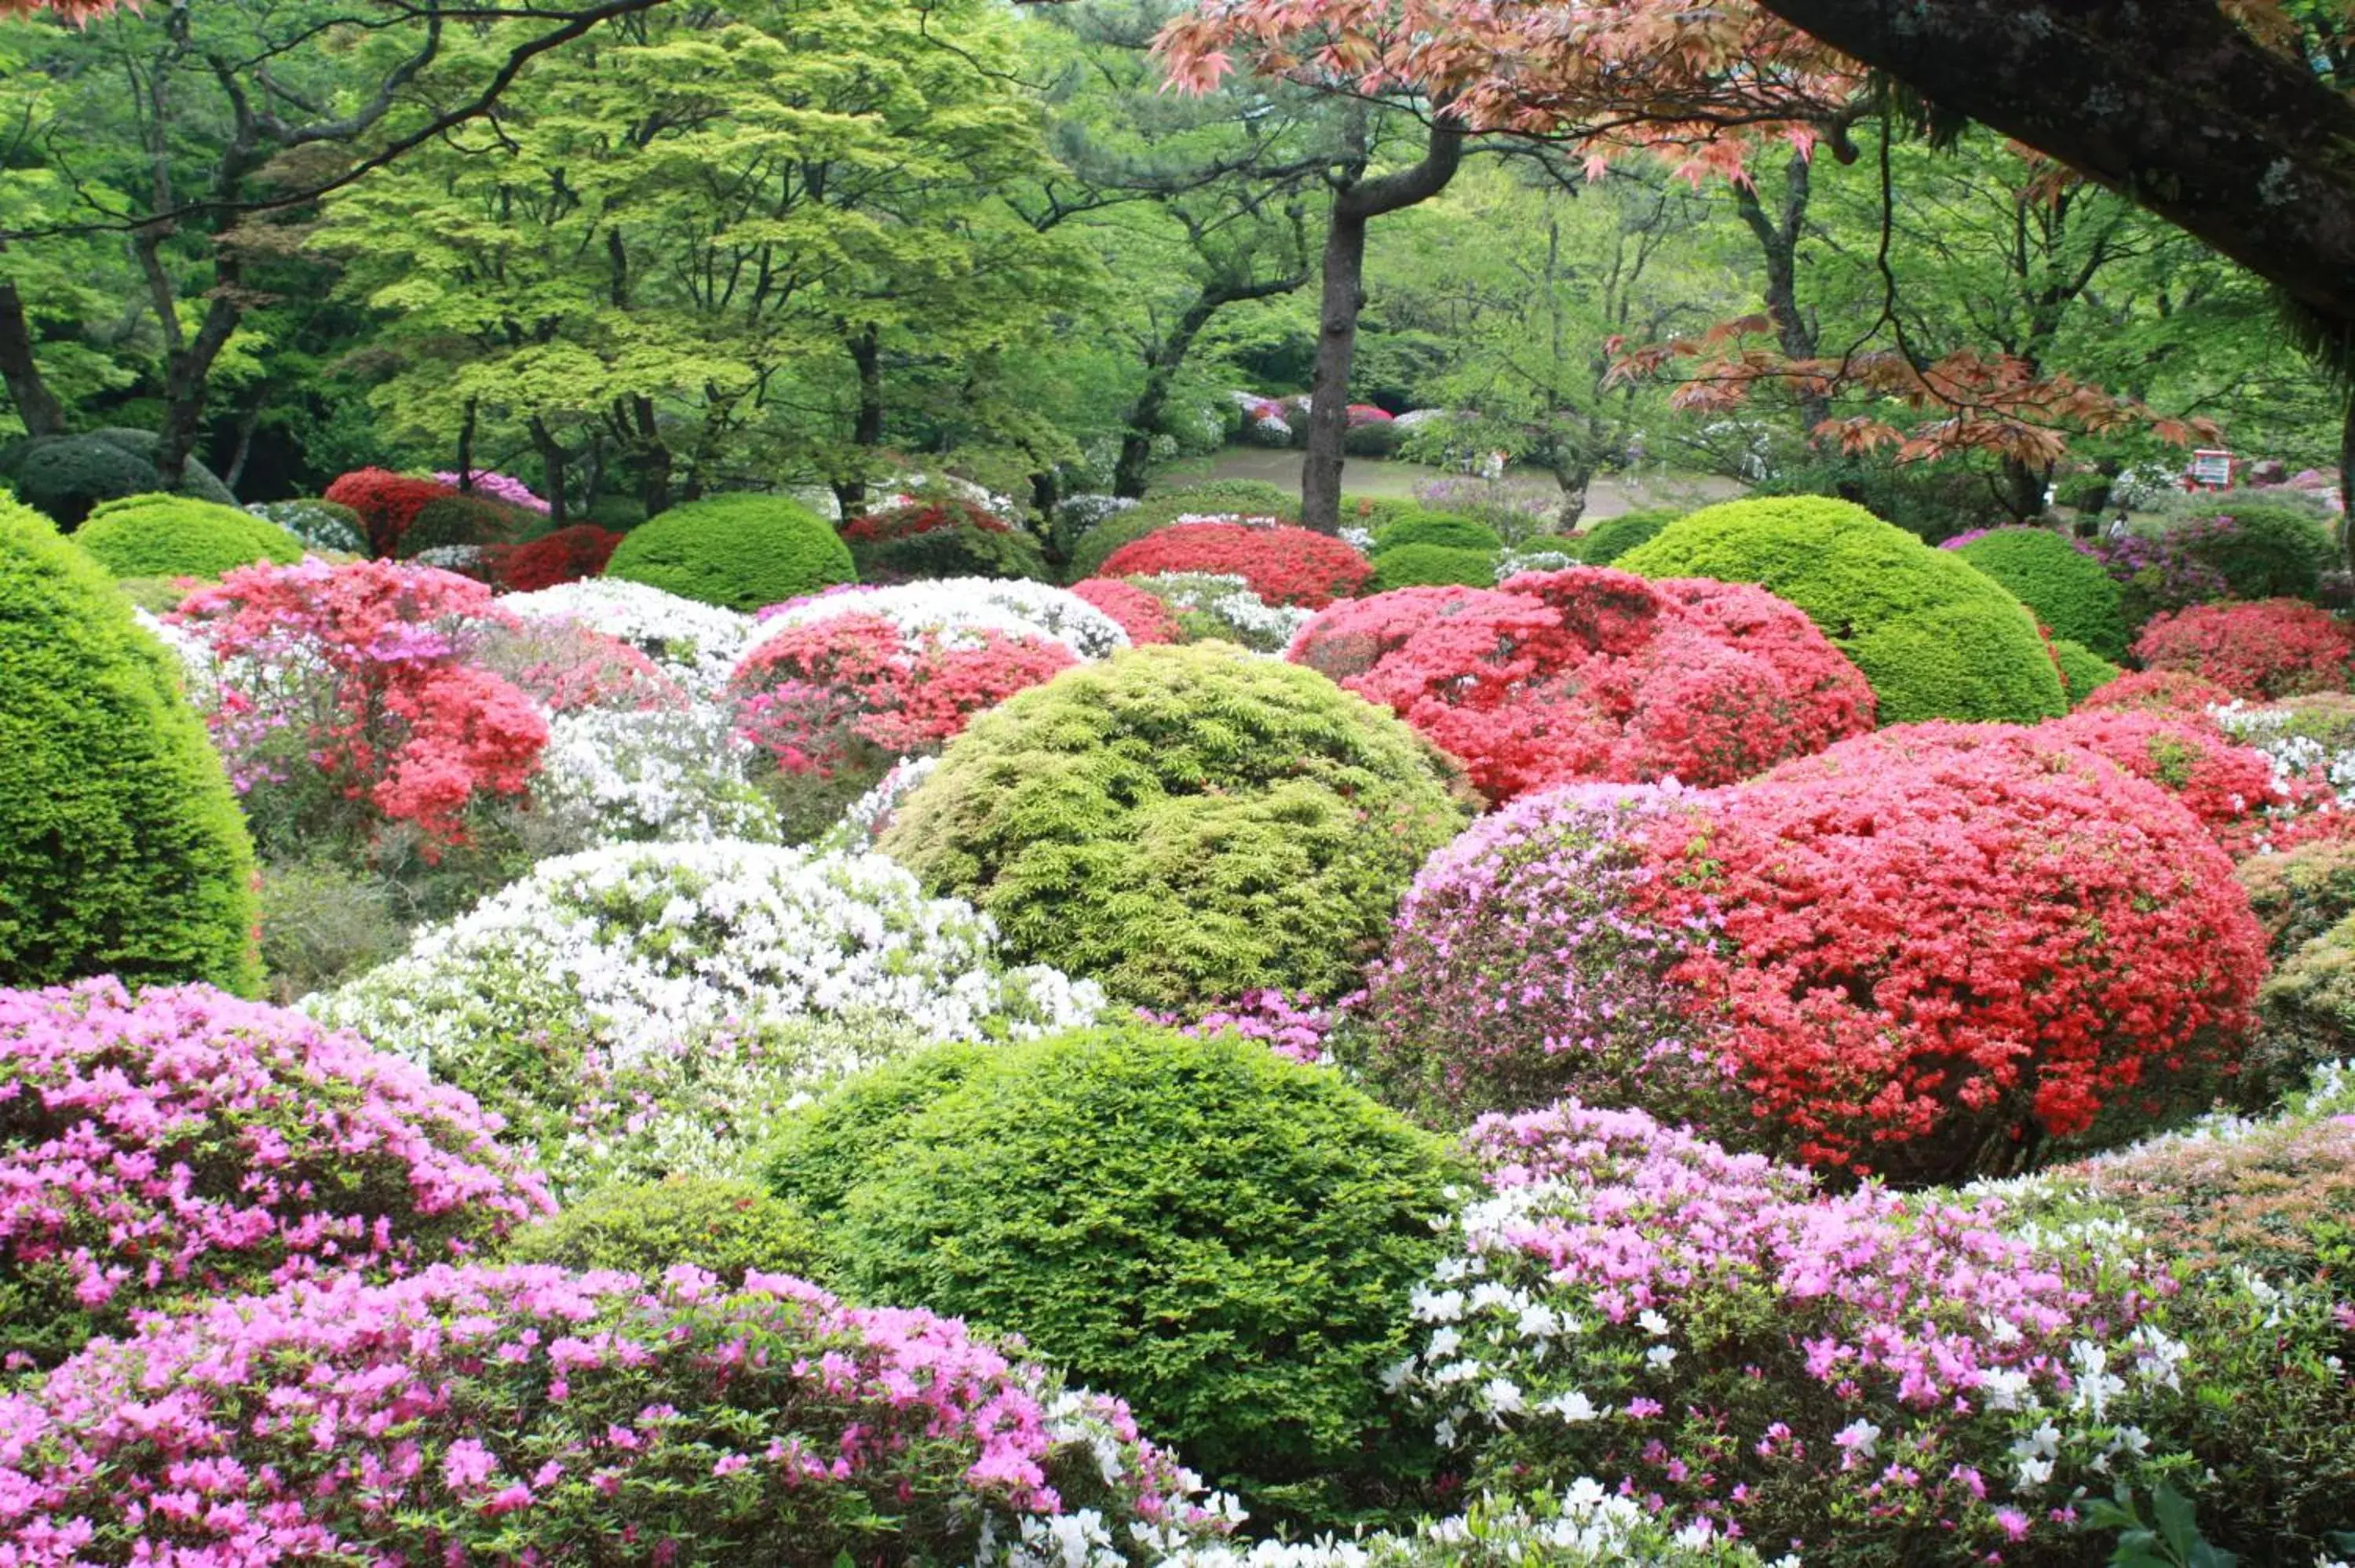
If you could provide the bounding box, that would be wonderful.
[0,979,550,1371]
[432,469,551,514]
[2131,599,2355,701]
[0,1264,1224,1563]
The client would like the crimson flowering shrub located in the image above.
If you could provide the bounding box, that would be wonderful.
[1098,520,1371,608]
[0,978,550,1371]
[0,1264,1222,1563]
[1070,577,1184,644]
[2132,599,2355,700]
[1638,725,2266,1182]
[2076,667,2238,715]
[322,468,458,556]
[2038,707,2290,855]
[838,497,1049,584]
[1287,568,1875,801]
[481,523,623,592]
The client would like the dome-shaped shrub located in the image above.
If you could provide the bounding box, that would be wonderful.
[604,494,855,611]
[0,497,258,991]
[2048,634,2123,706]
[878,644,1473,1009]
[769,1023,1463,1524]
[397,492,537,560]
[2257,911,2355,1096]
[2185,501,2336,601]
[249,497,367,556]
[74,492,305,579]
[2079,666,2238,715]
[1070,575,1184,643]
[752,578,1127,660]
[0,978,550,1369]
[1616,495,2066,723]
[1065,482,1301,580]
[502,1176,819,1280]
[0,427,235,527]
[481,523,623,592]
[1367,542,1496,592]
[839,496,1050,583]
[1287,568,1876,801]
[1099,520,1371,608]
[1951,526,2130,659]
[1371,512,1502,556]
[322,467,458,555]
[1570,505,1681,566]
[498,577,751,698]
[2132,599,2355,700]
[2038,706,2287,855]
[0,1264,1219,1563]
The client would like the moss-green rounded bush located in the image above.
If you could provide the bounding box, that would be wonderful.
[1368,542,1498,592]
[1066,480,1300,581]
[769,1023,1464,1525]
[0,496,259,992]
[503,1176,820,1281]
[604,494,856,611]
[1617,496,2065,724]
[1953,527,2131,660]
[878,643,1474,1010]
[398,493,535,557]
[1572,505,1682,566]
[1370,512,1502,556]
[74,493,304,580]
[2257,912,2355,1099]
[0,428,236,528]
[2048,636,2123,708]
[2188,501,2336,601]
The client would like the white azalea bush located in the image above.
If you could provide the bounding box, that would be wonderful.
[499,578,753,697]
[1152,1486,1776,1566]
[747,577,1130,661]
[1122,571,1316,654]
[532,702,780,848]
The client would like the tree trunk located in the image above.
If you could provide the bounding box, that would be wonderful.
[1117,272,1308,498]
[0,278,67,437]
[221,396,264,490]
[156,294,243,494]
[1999,454,2050,521]
[1551,462,1596,530]
[1730,151,1830,434]
[834,323,883,516]
[455,396,478,493]
[529,415,571,526]
[2341,388,2355,577]
[628,394,670,517]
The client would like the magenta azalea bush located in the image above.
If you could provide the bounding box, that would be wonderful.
[0,1264,1226,1564]
[0,979,551,1370]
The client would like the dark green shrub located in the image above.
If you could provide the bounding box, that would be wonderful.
[398,494,536,558]
[1953,526,2131,659]
[0,495,260,992]
[604,494,856,611]
[2048,636,2123,708]
[769,1023,1464,1526]
[1340,494,1428,533]
[878,643,1474,1009]
[2185,502,2335,601]
[504,1176,820,1281]
[584,494,648,530]
[1572,506,1683,566]
[1368,542,1497,592]
[0,428,238,530]
[1067,480,1300,581]
[1370,512,1503,556]
[1343,419,1408,458]
[74,493,304,580]
[1751,450,2003,544]
[1617,496,2066,724]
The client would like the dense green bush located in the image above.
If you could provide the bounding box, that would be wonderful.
[1368,542,1499,591]
[1343,419,1408,458]
[604,494,856,611]
[1370,512,1502,556]
[1751,450,2002,544]
[878,644,1473,1009]
[73,493,305,580]
[0,496,258,992]
[769,1023,1464,1525]
[397,493,537,557]
[1617,496,2066,724]
[2256,912,2355,1097]
[1066,480,1300,581]
[1340,494,1429,533]
[1571,505,1682,566]
[2240,839,2355,962]
[2047,636,2123,707]
[257,857,411,1002]
[504,1176,820,1281]
[2186,501,2336,601]
[841,498,1052,584]
[1953,527,2131,659]
[0,428,236,527]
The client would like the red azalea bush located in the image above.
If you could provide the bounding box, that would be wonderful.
[1098,520,1371,608]
[838,495,1010,545]
[323,467,459,556]
[1287,567,1875,801]
[2132,599,2355,700]
[1344,403,1393,425]
[482,523,623,593]
[838,497,1046,585]
[2039,706,2291,855]
[1634,724,2267,1182]
[0,977,551,1371]
[1070,577,1184,644]
[2078,666,2239,715]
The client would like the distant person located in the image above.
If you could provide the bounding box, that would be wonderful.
[1482,449,1507,481]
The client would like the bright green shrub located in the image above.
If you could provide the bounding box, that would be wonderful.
[2256,913,2355,1099]
[2187,501,2336,601]
[769,1023,1464,1525]
[1371,512,1502,556]
[503,1176,820,1281]
[74,493,304,580]
[1368,542,1499,592]
[604,494,855,611]
[2048,636,2124,707]
[878,644,1474,1009]
[0,428,236,528]
[1572,506,1682,566]
[1953,527,2131,659]
[1341,494,1428,532]
[1066,480,1300,581]
[0,496,259,992]
[1616,496,2066,724]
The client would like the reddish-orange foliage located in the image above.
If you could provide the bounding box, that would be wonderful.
[1099,522,1371,608]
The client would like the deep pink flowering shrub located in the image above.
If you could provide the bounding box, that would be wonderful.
[1098,521,1372,608]
[1070,578,1184,644]
[2076,668,2238,715]
[0,1264,1221,1563]
[0,979,550,1371]
[1287,569,1875,802]
[432,469,551,515]
[2038,707,2289,855]
[1397,1099,2174,1567]
[2132,599,2355,701]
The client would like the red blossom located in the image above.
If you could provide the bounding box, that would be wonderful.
[840,498,1012,543]
[323,469,460,556]
[1070,578,1185,644]
[2076,667,2240,716]
[1099,522,1372,608]
[2131,599,2355,701]
[481,525,623,593]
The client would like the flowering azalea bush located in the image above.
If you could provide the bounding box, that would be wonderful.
[1121,571,1315,652]
[323,467,458,556]
[0,977,550,1370]
[751,578,1128,662]
[532,703,780,851]
[471,616,687,716]
[2077,667,2239,715]
[431,468,551,513]
[1287,569,1875,801]
[2132,598,2355,700]
[1098,521,1371,608]
[838,495,1050,583]
[480,523,623,592]
[499,578,752,698]
[1071,577,1185,644]
[2037,707,2288,855]
[0,1264,1225,1564]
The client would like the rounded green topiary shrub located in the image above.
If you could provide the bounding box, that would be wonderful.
[1572,505,1682,566]
[1371,512,1502,556]
[1952,526,2131,660]
[73,492,304,580]
[503,1176,820,1281]
[878,644,1475,1009]
[2188,501,2337,601]
[604,494,856,611]
[1616,495,2065,724]
[2048,635,2123,707]
[0,496,259,992]
[1368,542,1498,592]
[769,1023,1465,1526]
[397,493,537,558]
[0,428,236,528]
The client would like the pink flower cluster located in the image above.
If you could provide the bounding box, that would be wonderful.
[1070,577,1185,644]
[432,469,552,514]
[0,979,550,1371]
[0,1264,1218,1562]
[2132,599,2355,700]
[1143,990,1336,1064]
[2039,706,2291,855]
[473,618,687,717]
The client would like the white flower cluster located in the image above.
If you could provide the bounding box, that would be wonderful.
[1057,493,1137,539]
[534,704,780,848]
[248,498,367,556]
[2212,700,2355,808]
[499,578,753,698]
[1495,547,1578,582]
[308,841,1104,1074]
[132,605,222,704]
[746,578,1129,662]
[1126,571,1315,655]
[411,544,486,571]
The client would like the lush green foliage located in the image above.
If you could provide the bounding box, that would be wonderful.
[1953,527,2130,659]
[73,493,305,579]
[878,644,1474,1008]
[1571,506,1682,566]
[2049,636,2124,706]
[503,1176,821,1282]
[397,493,536,557]
[1368,542,1497,590]
[1617,496,2067,724]
[0,496,257,992]
[1370,512,1502,555]
[2189,501,2337,600]
[0,430,236,528]
[603,495,856,611]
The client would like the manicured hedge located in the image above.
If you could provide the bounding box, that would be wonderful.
[1952,526,2130,660]
[1367,541,1497,592]
[1572,505,1682,566]
[74,492,304,580]
[604,494,856,611]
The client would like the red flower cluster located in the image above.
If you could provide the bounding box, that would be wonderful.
[1288,568,1875,800]
[1099,522,1371,608]
[1635,724,2266,1181]
[2038,707,2287,855]
[1070,578,1183,644]
[480,524,622,593]
[1345,403,1394,425]
[322,468,458,556]
[2132,598,2355,700]
[840,497,1011,543]
[2078,667,2239,715]
[731,613,1076,780]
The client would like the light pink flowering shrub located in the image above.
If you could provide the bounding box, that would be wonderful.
[0,1264,1221,1563]
[0,979,550,1371]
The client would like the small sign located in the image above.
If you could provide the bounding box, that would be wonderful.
[2188,450,2236,489]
